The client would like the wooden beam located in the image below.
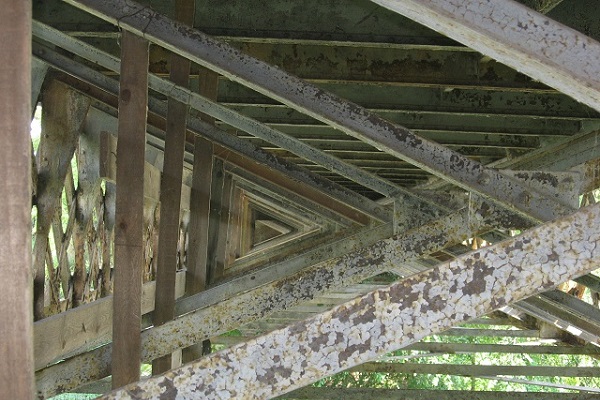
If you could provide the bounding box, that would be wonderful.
[34,80,90,319]
[33,271,186,371]
[111,30,149,389]
[152,0,195,374]
[369,0,600,113]
[184,70,217,301]
[182,67,218,362]
[0,1,34,397]
[31,30,388,223]
[60,0,576,222]
[95,203,600,399]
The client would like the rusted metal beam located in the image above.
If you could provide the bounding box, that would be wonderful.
[36,203,507,397]
[370,0,600,113]
[32,21,402,201]
[96,203,600,399]
[30,34,388,224]
[111,30,149,389]
[152,0,195,374]
[58,0,575,221]
[0,1,34,398]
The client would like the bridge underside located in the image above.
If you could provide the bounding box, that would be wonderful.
[2,0,600,398]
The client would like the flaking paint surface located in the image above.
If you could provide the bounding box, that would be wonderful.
[98,204,600,399]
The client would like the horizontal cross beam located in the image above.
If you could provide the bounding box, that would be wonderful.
[94,203,600,399]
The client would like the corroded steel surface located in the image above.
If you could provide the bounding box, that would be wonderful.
[371,0,600,113]
[31,37,388,223]
[96,203,600,399]
[36,203,491,397]
[31,21,402,200]
[62,0,574,221]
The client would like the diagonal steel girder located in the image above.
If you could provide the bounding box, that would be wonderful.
[61,0,574,222]
[369,0,600,113]
[94,203,600,399]
[35,199,516,397]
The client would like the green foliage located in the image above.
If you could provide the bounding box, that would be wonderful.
[312,326,600,393]
[51,394,98,400]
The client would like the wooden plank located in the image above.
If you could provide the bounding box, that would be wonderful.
[209,158,231,283]
[152,0,195,374]
[33,271,186,371]
[185,137,214,295]
[0,1,33,397]
[182,135,214,362]
[111,30,149,389]
[185,67,218,296]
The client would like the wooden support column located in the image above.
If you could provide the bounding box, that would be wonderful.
[112,30,149,389]
[0,1,33,397]
[182,67,218,363]
[152,0,195,374]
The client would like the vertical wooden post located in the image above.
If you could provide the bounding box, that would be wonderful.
[0,1,34,398]
[181,68,219,363]
[152,0,196,374]
[112,30,149,389]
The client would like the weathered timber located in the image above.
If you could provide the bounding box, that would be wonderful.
[369,0,600,112]
[182,66,217,362]
[33,271,185,371]
[0,1,34,398]
[34,79,90,319]
[95,203,600,399]
[36,204,496,397]
[152,0,195,374]
[515,291,600,345]
[101,181,116,296]
[207,158,229,282]
[73,106,103,308]
[31,57,48,107]
[31,35,388,223]
[111,30,149,389]
[32,22,404,202]
[60,0,575,221]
